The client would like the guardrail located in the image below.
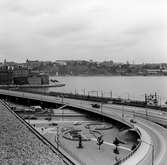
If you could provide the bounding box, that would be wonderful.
[68,103,135,129]
[0,99,75,165]
[113,128,142,165]
[104,104,167,126]
[134,112,167,125]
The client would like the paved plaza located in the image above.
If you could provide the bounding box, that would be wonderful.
[29,119,136,165]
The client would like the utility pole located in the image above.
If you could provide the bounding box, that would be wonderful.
[61,95,64,103]
[138,140,154,165]
[152,144,154,165]
[55,127,60,150]
[101,90,103,98]
[83,88,85,96]
[110,90,112,99]
[122,105,124,119]
[101,102,104,122]
[145,108,148,120]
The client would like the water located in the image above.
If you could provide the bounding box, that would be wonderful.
[49,76,167,104]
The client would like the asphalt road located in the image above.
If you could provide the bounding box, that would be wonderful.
[1,89,167,165]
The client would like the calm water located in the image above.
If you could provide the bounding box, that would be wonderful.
[49,76,167,104]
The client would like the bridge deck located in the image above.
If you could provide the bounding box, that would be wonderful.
[1,89,167,165]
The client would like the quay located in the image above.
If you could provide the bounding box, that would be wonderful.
[0,83,65,88]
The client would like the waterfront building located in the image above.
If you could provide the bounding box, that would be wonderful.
[0,69,13,85]
[0,60,49,85]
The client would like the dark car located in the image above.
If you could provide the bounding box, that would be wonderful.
[91,104,100,108]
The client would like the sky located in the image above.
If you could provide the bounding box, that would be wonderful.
[0,0,167,63]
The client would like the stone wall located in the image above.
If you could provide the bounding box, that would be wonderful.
[0,102,65,165]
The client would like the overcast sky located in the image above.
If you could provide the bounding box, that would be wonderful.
[0,0,167,63]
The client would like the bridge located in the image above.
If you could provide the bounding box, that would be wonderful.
[0,89,167,165]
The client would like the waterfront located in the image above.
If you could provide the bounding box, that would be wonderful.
[49,76,167,104]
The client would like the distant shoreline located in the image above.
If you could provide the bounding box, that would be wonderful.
[49,74,167,77]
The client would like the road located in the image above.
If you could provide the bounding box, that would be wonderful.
[0,89,167,165]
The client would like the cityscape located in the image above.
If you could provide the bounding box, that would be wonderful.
[1,59,167,79]
[0,0,167,165]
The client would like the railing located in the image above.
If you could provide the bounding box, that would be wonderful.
[113,128,142,165]
[66,102,134,129]
[0,99,75,165]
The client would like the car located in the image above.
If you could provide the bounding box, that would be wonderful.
[73,121,82,125]
[30,106,42,112]
[91,104,100,108]
[130,119,137,123]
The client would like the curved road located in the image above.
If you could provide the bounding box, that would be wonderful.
[97,104,167,165]
[0,89,167,165]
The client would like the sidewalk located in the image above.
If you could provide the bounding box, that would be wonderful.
[122,125,151,165]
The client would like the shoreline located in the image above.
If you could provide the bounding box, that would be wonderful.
[49,74,167,77]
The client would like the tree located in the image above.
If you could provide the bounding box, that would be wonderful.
[97,135,104,150]
[113,137,120,154]
[77,135,83,149]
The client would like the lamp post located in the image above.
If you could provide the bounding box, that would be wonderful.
[101,90,103,98]
[83,88,85,96]
[122,105,124,119]
[145,108,148,120]
[138,139,154,165]
[110,90,112,99]
[159,96,162,107]
[55,127,60,150]
[101,102,104,122]
[61,94,64,103]
[145,142,154,165]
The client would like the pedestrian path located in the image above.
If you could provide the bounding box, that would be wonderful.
[121,125,151,165]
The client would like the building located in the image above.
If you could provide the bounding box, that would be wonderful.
[13,66,29,85]
[0,69,13,85]
[27,72,49,85]
[0,60,49,85]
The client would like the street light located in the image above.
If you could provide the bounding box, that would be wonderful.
[145,108,148,120]
[61,94,64,103]
[122,105,124,119]
[82,88,86,96]
[101,102,104,122]
[138,139,154,165]
[55,127,60,150]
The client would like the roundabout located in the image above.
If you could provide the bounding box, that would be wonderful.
[29,119,138,165]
